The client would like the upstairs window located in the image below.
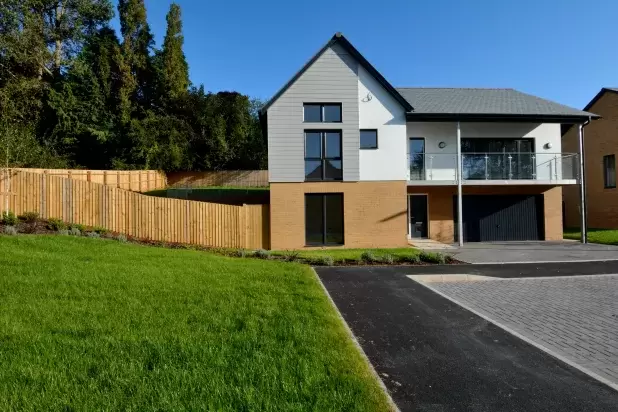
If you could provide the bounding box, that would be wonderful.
[305,131,342,181]
[604,154,616,189]
[360,129,378,149]
[303,104,342,123]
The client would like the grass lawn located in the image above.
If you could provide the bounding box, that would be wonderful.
[564,228,618,245]
[272,248,421,264]
[0,235,390,411]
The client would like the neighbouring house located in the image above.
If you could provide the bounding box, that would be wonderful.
[260,33,597,249]
[563,88,618,229]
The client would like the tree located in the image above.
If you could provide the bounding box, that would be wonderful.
[160,3,189,103]
[117,0,154,120]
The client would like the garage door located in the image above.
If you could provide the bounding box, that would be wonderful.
[453,195,544,242]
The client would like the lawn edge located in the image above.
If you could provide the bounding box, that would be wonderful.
[310,267,400,412]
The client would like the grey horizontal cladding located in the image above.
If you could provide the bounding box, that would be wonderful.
[267,43,360,183]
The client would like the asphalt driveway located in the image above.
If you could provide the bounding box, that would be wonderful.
[445,241,618,264]
[316,263,618,412]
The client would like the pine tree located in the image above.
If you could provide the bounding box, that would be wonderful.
[160,3,189,102]
[117,0,154,120]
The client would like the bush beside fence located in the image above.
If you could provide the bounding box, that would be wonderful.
[166,170,268,188]
[7,168,167,192]
[0,169,269,249]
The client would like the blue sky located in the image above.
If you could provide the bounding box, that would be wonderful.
[111,0,616,109]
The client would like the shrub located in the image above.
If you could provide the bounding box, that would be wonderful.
[1,211,18,226]
[115,234,128,243]
[381,254,395,265]
[420,251,446,265]
[3,226,17,236]
[253,249,271,259]
[360,251,377,264]
[404,254,421,265]
[19,211,39,224]
[70,223,86,232]
[92,226,109,235]
[69,227,81,236]
[47,218,67,231]
[235,249,248,258]
[282,251,300,262]
[85,232,100,238]
[58,229,70,236]
[311,256,334,266]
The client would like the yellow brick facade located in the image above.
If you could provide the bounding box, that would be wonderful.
[563,91,618,229]
[270,181,408,250]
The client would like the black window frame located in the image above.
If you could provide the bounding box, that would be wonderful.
[603,154,616,189]
[360,129,378,150]
[304,130,343,181]
[303,103,342,123]
[305,193,344,246]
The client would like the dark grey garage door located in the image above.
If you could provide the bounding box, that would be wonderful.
[453,195,544,242]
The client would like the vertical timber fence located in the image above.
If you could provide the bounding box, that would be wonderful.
[10,168,168,192]
[0,169,270,249]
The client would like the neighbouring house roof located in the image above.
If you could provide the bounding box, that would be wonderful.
[398,88,599,122]
[260,33,413,114]
[561,87,617,135]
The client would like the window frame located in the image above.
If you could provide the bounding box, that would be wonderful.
[304,130,343,181]
[305,193,345,246]
[303,103,342,123]
[360,129,378,150]
[603,154,616,189]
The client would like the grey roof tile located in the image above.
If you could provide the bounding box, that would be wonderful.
[396,88,597,118]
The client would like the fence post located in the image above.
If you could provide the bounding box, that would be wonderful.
[41,171,47,219]
[184,201,189,244]
[104,170,108,186]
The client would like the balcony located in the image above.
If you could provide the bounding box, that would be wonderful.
[408,152,579,185]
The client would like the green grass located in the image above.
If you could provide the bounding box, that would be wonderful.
[273,248,420,264]
[0,235,390,411]
[564,228,618,245]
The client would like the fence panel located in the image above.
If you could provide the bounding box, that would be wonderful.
[0,169,269,249]
[4,168,167,192]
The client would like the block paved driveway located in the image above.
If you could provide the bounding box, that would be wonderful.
[316,263,618,412]
[421,274,618,390]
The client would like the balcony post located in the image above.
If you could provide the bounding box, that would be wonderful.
[578,124,588,244]
[456,121,463,247]
[508,155,513,179]
[484,154,489,179]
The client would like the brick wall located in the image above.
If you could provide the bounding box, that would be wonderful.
[270,181,408,250]
[563,91,618,229]
[408,185,563,242]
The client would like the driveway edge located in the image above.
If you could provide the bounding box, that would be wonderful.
[410,277,618,393]
[311,267,400,412]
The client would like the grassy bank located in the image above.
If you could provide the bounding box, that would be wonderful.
[0,235,391,411]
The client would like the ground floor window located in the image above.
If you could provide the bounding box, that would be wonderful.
[305,193,344,245]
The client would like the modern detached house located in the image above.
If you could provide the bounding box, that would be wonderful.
[260,33,597,250]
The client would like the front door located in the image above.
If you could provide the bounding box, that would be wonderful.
[409,195,428,238]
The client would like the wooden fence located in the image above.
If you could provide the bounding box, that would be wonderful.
[7,168,167,192]
[0,169,270,249]
[166,170,269,188]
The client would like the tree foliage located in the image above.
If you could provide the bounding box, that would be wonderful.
[0,0,266,171]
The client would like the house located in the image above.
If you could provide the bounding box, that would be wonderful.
[260,33,597,249]
[563,88,618,229]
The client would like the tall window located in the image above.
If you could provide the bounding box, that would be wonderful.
[305,131,342,181]
[305,194,344,245]
[604,155,616,189]
[303,104,342,123]
[409,138,425,180]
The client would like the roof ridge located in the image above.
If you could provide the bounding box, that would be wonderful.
[396,87,515,90]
